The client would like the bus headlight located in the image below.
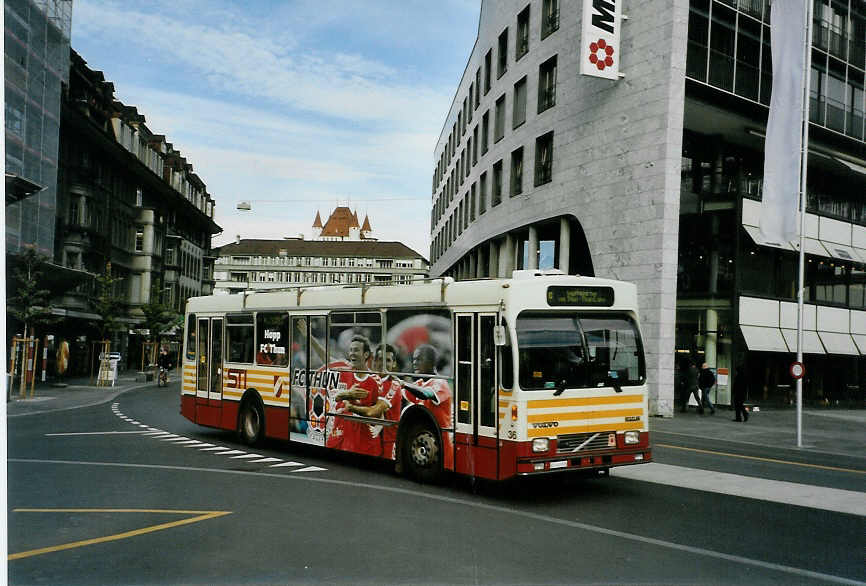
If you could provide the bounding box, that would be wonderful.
[624,431,640,445]
[532,438,549,453]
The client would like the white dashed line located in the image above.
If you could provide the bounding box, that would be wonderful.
[292,466,327,473]
[111,406,326,474]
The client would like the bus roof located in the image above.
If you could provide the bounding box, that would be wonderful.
[185,270,638,315]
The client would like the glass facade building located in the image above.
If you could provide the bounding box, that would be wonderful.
[5,0,72,259]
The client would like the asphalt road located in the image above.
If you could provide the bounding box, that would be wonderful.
[7,383,865,585]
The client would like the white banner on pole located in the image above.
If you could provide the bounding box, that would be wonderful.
[760,0,808,246]
[580,0,621,80]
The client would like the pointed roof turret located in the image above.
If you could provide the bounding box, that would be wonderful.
[361,214,372,233]
[351,210,360,228]
[312,210,323,228]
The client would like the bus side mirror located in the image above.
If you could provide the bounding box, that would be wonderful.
[493,325,507,346]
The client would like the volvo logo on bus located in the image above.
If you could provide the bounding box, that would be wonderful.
[532,421,559,429]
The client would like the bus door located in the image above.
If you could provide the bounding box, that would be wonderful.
[289,314,327,446]
[454,313,498,479]
[195,316,223,426]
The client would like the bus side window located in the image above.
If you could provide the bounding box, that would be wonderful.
[499,320,513,389]
[185,314,196,361]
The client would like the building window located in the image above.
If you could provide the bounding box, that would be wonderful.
[482,111,490,154]
[495,94,506,142]
[472,125,479,165]
[458,200,464,234]
[498,29,509,78]
[135,187,143,207]
[538,55,557,113]
[541,0,560,39]
[479,172,488,215]
[513,76,527,128]
[470,182,477,221]
[475,68,482,108]
[484,49,492,94]
[135,228,144,252]
[517,5,530,60]
[511,147,524,196]
[492,160,504,206]
[534,132,554,186]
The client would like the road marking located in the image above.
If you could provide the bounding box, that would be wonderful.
[270,461,304,468]
[230,454,263,459]
[292,466,327,473]
[216,450,246,456]
[44,431,148,436]
[199,446,230,451]
[189,443,214,448]
[9,508,231,561]
[655,443,866,475]
[249,457,282,463]
[174,440,204,446]
[6,459,856,584]
[614,462,866,516]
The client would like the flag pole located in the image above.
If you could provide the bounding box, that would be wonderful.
[795,0,814,449]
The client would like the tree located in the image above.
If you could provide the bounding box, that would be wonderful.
[91,262,125,341]
[140,285,179,345]
[7,248,56,342]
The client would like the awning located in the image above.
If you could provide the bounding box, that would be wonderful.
[821,241,862,263]
[792,238,830,258]
[781,329,826,354]
[742,225,794,251]
[852,334,866,354]
[740,325,788,352]
[817,332,859,355]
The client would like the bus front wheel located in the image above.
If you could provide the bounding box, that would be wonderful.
[238,399,264,446]
[401,422,442,483]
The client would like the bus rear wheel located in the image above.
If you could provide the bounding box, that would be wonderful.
[401,422,441,483]
[238,399,264,446]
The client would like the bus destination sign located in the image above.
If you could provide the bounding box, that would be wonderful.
[547,286,614,307]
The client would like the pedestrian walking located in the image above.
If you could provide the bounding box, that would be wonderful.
[699,362,716,415]
[732,366,749,422]
[680,359,703,414]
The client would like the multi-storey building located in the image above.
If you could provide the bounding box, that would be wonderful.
[431,0,866,414]
[48,51,220,373]
[5,0,72,256]
[215,207,427,294]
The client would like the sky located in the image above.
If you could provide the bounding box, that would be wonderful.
[71,0,482,257]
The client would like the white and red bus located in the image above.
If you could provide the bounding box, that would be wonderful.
[181,270,651,481]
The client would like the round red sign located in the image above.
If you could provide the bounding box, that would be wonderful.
[789,361,805,380]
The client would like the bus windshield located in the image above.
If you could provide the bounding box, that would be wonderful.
[516,312,645,390]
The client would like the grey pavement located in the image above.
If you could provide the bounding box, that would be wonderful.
[4,372,167,418]
[5,377,864,461]
[653,406,866,460]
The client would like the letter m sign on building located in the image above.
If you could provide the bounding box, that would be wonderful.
[580,0,622,80]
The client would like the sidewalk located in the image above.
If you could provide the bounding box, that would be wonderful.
[651,406,866,460]
[4,373,160,417]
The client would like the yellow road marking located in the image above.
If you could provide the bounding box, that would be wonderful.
[9,509,232,561]
[655,443,866,475]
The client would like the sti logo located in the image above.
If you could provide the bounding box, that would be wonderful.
[580,0,622,80]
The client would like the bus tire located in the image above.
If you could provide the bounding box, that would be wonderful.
[238,397,264,446]
[401,421,442,484]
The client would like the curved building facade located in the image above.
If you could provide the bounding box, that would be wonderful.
[432,0,866,417]
[431,0,688,415]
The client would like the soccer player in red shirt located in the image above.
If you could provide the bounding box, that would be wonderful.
[401,344,453,466]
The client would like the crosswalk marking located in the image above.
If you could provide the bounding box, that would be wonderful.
[111,407,326,474]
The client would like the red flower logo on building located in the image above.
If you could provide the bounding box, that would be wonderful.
[588,38,615,71]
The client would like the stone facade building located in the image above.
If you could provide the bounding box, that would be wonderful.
[431,0,866,414]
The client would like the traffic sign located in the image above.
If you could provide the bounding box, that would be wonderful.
[789,361,805,380]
